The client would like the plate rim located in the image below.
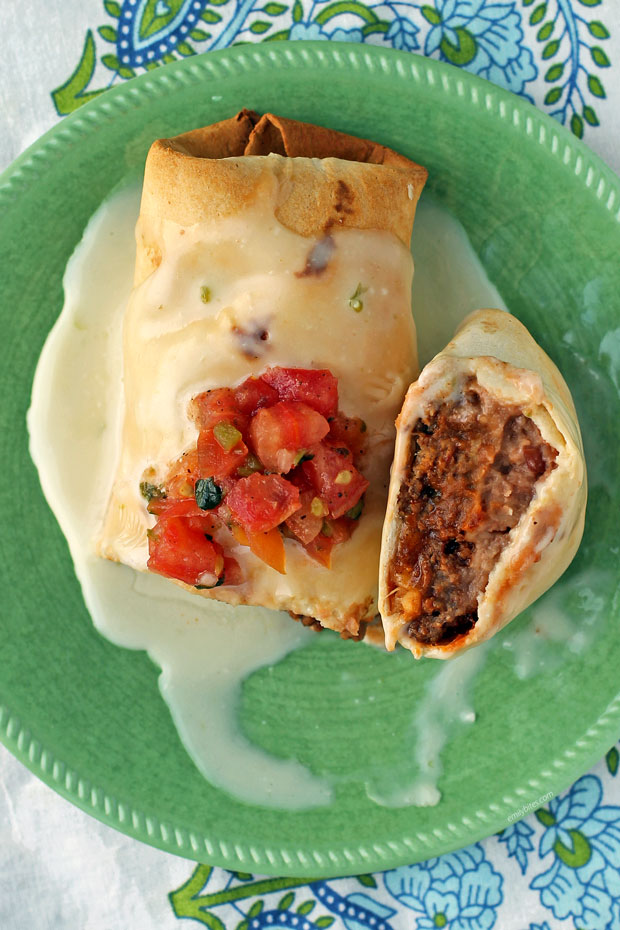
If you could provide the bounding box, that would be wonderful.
[2,40,620,878]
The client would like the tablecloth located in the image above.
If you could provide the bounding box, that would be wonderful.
[1,2,620,928]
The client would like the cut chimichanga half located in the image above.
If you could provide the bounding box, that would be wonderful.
[98,111,427,639]
[379,309,586,658]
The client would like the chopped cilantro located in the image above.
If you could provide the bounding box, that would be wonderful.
[348,282,366,313]
[345,498,364,520]
[195,477,223,510]
[139,481,165,503]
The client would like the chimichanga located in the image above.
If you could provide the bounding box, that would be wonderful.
[98,111,427,639]
[379,309,586,657]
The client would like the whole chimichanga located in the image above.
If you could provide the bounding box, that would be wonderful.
[98,110,427,639]
[379,308,587,658]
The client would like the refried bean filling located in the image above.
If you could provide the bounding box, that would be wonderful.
[389,377,558,646]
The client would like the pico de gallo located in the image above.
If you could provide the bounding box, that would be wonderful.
[143,367,369,588]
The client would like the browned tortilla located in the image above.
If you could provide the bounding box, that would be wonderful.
[169,109,419,167]
[135,110,428,283]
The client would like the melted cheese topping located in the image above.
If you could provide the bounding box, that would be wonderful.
[100,195,417,629]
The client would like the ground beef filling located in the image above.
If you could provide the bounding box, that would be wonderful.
[390,379,558,646]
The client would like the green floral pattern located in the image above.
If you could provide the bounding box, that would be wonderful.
[51,0,611,140]
[166,762,620,930]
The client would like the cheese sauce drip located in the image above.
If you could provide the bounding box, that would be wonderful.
[28,185,595,811]
[28,184,331,810]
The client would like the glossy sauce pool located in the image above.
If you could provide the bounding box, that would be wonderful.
[28,185,598,810]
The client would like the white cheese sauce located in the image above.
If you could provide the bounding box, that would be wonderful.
[365,643,488,808]
[28,184,592,811]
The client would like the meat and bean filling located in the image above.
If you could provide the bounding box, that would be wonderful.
[389,378,558,646]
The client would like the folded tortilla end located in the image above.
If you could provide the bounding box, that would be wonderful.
[137,110,427,263]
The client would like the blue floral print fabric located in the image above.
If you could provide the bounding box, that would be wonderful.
[162,755,620,930]
[52,0,613,143]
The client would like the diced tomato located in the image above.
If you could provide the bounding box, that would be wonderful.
[302,516,354,567]
[304,533,334,568]
[234,376,279,416]
[186,512,222,538]
[221,556,244,586]
[286,468,313,491]
[302,443,369,519]
[151,366,368,585]
[327,412,367,458]
[197,428,248,479]
[215,502,232,527]
[262,367,338,418]
[163,449,200,498]
[249,401,329,473]
[227,474,300,533]
[231,523,286,574]
[148,497,203,519]
[285,490,325,545]
[189,388,247,432]
[325,516,356,545]
[147,516,224,586]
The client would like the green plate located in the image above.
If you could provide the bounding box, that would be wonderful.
[1,42,619,878]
